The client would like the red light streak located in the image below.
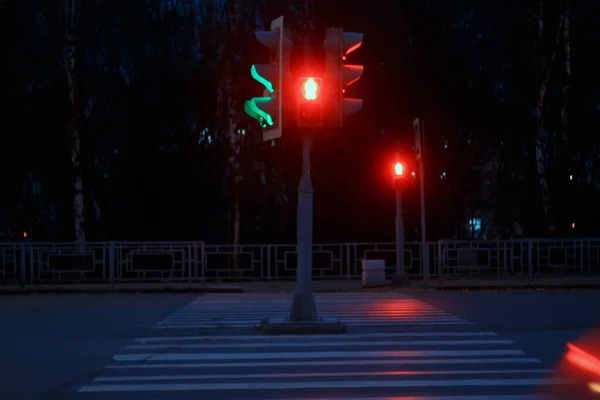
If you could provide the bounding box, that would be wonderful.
[566,342,600,378]
[345,41,362,56]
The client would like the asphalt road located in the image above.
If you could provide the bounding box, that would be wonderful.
[0,294,198,400]
[1,291,599,400]
[410,291,600,365]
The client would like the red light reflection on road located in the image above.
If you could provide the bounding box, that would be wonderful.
[360,299,441,319]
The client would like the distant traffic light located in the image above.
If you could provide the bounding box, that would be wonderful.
[244,16,292,141]
[323,28,364,128]
[394,162,405,177]
[393,161,407,189]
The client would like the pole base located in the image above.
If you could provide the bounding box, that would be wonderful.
[391,273,410,287]
[289,291,318,321]
[256,317,347,334]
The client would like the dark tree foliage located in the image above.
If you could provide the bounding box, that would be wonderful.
[1,0,599,243]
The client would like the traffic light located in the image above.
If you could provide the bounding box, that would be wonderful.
[323,28,364,128]
[394,162,405,177]
[300,77,320,100]
[394,161,406,189]
[297,77,323,127]
[244,16,292,141]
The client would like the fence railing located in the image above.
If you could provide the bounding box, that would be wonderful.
[1,239,600,285]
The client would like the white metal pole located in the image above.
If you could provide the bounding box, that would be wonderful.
[290,134,317,321]
[420,121,429,282]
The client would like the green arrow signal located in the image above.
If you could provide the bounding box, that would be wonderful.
[244,97,274,128]
[251,65,274,93]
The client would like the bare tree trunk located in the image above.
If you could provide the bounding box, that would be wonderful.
[63,0,85,243]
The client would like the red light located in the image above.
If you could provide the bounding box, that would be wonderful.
[394,162,404,176]
[342,56,347,61]
[23,232,28,239]
[572,222,576,229]
[346,42,362,55]
[301,78,319,101]
[566,343,600,378]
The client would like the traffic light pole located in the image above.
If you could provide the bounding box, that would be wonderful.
[394,182,406,283]
[420,121,429,283]
[290,133,318,321]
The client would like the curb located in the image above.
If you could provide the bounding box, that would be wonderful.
[3,280,600,295]
[0,286,244,295]
[241,283,600,293]
[428,284,600,291]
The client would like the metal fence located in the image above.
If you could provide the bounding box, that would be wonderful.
[1,238,600,285]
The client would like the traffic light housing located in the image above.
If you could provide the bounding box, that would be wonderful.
[323,28,364,128]
[244,16,292,141]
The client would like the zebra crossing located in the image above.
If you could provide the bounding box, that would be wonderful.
[75,293,572,398]
[152,292,476,330]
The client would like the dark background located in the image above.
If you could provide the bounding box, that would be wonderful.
[0,0,597,244]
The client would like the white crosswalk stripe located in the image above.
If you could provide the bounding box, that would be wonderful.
[75,293,571,398]
[151,292,474,329]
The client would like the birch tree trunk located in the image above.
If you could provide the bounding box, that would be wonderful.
[225,0,243,276]
[62,0,85,242]
[534,2,565,234]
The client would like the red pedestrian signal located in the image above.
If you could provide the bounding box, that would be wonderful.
[394,162,404,177]
[301,78,320,101]
[393,162,406,189]
[297,77,323,127]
